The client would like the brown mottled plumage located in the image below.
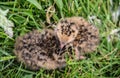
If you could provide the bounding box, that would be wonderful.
[55,18,79,48]
[56,17,99,60]
[14,29,66,70]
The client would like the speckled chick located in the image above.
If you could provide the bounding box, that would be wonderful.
[14,29,66,70]
[56,17,99,60]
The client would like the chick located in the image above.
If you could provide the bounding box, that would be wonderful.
[55,17,99,60]
[14,29,66,70]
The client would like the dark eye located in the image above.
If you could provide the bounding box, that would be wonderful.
[72,30,75,33]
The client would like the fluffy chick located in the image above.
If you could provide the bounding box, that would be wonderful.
[56,17,99,60]
[14,29,66,70]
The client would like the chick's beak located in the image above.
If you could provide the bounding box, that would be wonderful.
[60,42,65,49]
[60,44,64,49]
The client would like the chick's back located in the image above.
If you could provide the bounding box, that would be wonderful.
[14,29,66,70]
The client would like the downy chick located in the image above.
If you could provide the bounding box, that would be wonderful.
[14,29,66,70]
[56,17,99,60]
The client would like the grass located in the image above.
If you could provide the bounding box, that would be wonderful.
[0,0,120,78]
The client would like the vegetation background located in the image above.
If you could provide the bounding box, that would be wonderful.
[0,0,120,78]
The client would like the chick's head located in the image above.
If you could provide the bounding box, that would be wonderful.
[56,19,78,49]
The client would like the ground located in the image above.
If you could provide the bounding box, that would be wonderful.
[0,0,120,78]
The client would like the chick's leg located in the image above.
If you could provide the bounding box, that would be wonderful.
[74,47,86,60]
[74,47,80,60]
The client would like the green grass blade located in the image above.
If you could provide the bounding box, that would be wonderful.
[54,0,63,11]
[54,0,63,17]
[0,56,16,62]
[27,0,42,10]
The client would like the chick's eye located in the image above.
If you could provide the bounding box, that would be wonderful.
[72,30,75,33]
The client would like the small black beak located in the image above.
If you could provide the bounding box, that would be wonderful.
[60,42,66,49]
